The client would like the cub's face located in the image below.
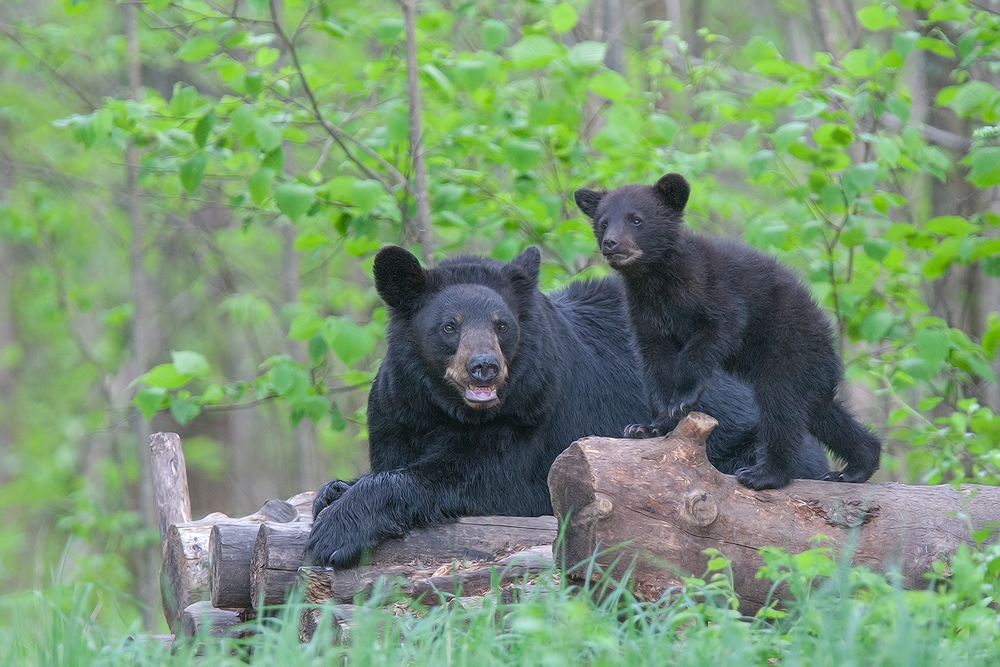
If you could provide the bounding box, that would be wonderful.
[575,173,691,272]
[415,285,521,409]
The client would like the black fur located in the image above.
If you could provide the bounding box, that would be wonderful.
[307,245,814,567]
[576,174,880,490]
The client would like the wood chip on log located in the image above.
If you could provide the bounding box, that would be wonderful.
[298,545,554,606]
[547,411,1000,614]
[250,515,558,609]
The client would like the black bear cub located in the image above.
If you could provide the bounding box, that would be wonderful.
[575,174,881,490]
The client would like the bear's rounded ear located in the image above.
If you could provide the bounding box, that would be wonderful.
[574,188,605,219]
[373,245,426,309]
[654,173,690,212]
[506,246,541,287]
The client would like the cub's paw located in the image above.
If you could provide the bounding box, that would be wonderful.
[312,479,353,520]
[734,464,792,491]
[623,423,664,439]
[666,391,701,419]
[821,467,874,484]
[305,506,368,568]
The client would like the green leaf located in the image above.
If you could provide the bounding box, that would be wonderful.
[180,153,207,194]
[193,111,216,148]
[968,147,1000,188]
[748,150,775,179]
[293,395,329,425]
[813,124,854,148]
[255,47,280,67]
[915,328,950,368]
[453,60,486,89]
[144,363,192,390]
[374,18,404,43]
[171,350,210,377]
[649,114,678,144]
[275,182,315,221]
[982,313,1000,360]
[567,41,606,69]
[271,362,308,398]
[169,396,201,425]
[771,122,807,151]
[230,105,257,140]
[248,167,275,205]
[329,402,347,431]
[551,3,578,33]
[421,64,454,98]
[333,320,376,366]
[863,238,892,262]
[892,31,919,59]
[505,138,543,171]
[349,179,385,213]
[289,314,324,341]
[589,71,629,101]
[134,387,167,420]
[176,36,217,62]
[916,36,954,58]
[841,162,878,199]
[898,356,932,381]
[482,19,508,50]
[861,310,894,342]
[308,333,329,360]
[841,48,878,78]
[857,5,899,31]
[255,118,283,153]
[925,215,973,236]
[508,35,562,69]
[943,81,998,118]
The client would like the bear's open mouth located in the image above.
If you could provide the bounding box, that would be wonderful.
[465,385,498,403]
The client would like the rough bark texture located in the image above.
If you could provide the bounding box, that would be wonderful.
[548,412,1000,613]
[158,492,312,632]
[401,0,434,265]
[180,601,242,638]
[210,524,261,609]
[150,432,192,546]
[298,545,553,606]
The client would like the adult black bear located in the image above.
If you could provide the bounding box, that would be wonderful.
[575,174,880,491]
[307,245,823,567]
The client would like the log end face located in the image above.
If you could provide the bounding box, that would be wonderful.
[548,440,597,522]
[682,490,718,528]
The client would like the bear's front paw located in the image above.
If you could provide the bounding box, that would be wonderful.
[623,423,664,438]
[734,464,792,491]
[666,390,701,419]
[306,505,370,568]
[312,479,353,520]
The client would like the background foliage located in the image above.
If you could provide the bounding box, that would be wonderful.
[0,0,999,641]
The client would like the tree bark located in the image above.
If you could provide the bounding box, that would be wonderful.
[548,412,1000,614]
[124,0,159,630]
[401,0,434,266]
[249,515,558,609]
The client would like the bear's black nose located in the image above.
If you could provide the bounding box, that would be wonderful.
[602,237,619,253]
[467,354,500,384]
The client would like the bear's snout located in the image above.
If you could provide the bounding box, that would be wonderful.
[467,354,500,384]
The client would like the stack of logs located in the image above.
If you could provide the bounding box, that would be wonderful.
[151,433,558,642]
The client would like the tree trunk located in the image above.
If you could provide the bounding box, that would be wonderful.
[548,412,1000,614]
[401,0,434,266]
[248,515,558,609]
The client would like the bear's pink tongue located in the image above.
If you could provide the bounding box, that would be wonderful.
[466,385,497,402]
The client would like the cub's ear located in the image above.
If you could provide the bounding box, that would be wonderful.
[654,173,690,213]
[574,188,605,219]
[373,245,426,309]
[506,246,541,288]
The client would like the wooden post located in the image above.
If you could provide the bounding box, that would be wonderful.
[547,412,1000,613]
[149,432,191,548]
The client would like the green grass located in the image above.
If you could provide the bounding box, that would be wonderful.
[4,543,1000,666]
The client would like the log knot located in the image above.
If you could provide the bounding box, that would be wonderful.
[683,490,718,527]
[809,498,879,528]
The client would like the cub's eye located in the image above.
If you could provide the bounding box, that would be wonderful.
[598,219,607,230]
[496,322,508,333]
[632,217,642,226]
[443,323,456,333]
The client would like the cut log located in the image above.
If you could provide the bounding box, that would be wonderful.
[180,601,242,638]
[298,545,554,606]
[547,412,1000,613]
[210,524,261,609]
[249,515,558,610]
[150,432,191,547]
[160,494,313,631]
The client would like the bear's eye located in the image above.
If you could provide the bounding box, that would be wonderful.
[597,219,607,230]
[443,323,456,333]
[631,216,642,226]
[496,322,508,333]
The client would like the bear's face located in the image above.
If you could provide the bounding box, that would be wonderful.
[415,284,521,409]
[372,245,541,415]
[575,173,691,272]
